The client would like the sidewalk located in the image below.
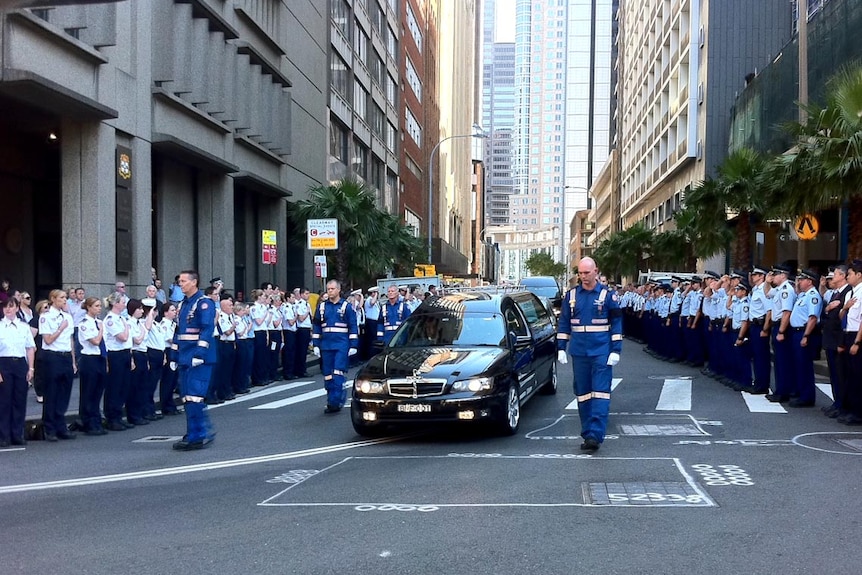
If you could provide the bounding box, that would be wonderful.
[25,353,322,423]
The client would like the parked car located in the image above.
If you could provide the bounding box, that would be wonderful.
[519,276,562,316]
[351,291,557,437]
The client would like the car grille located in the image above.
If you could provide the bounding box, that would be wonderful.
[387,378,447,397]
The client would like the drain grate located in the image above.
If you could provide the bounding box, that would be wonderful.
[584,481,714,506]
[618,423,706,436]
[132,436,184,443]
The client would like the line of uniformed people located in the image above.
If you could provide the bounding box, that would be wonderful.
[621,264,838,413]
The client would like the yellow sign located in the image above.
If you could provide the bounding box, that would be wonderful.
[262,229,277,245]
[795,214,819,240]
[414,264,437,277]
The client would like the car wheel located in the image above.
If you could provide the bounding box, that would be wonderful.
[496,381,521,436]
[540,360,558,395]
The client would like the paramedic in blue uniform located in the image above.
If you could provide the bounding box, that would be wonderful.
[787,269,823,407]
[377,284,411,346]
[556,257,622,453]
[171,270,217,450]
[311,279,358,414]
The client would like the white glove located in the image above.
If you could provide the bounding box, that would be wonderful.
[557,350,568,364]
[312,347,320,357]
[348,348,357,356]
[607,352,620,367]
[169,361,177,371]
[191,358,204,367]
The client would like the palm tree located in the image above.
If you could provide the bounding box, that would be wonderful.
[770,64,862,258]
[718,148,776,270]
[674,178,734,262]
[593,223,654,280]
[289,178,421,285]
[650,229,690,270]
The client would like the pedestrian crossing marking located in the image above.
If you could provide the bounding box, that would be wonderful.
[816,383,834,401]
[564,379,623,410]
[250,382,352,410]
[206,381,314,410]
[655,379,691,411]
[741,393,787,413]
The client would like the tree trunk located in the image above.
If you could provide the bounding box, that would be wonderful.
[734,211,752,271]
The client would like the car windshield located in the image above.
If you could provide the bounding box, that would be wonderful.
[388,311,506,347]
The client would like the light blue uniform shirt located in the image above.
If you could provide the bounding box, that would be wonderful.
[769,280,796,322]
[749,282,769,320]
[790,287,822,328]
[732,296,750,329]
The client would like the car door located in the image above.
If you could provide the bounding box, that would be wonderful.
[503,300,535,397]
[514,293,555,387]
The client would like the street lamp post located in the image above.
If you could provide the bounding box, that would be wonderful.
[427,124,487,264]
[563,185,589,270]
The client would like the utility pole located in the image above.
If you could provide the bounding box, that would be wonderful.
[797,0,809,269]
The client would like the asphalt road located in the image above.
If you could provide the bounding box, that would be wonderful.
[2,343,860,575]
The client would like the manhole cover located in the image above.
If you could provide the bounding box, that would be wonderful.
[583,482,714,506]
[618,424,706,436]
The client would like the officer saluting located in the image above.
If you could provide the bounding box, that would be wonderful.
[556,257,622,453]
[171,270,217,450]
[311,280,359,413]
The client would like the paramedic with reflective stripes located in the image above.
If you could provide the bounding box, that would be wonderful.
[556,257,623,453]
[312,279,359,414]
[377,285,411,346]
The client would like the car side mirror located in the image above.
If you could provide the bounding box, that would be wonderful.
[509,331,531,350]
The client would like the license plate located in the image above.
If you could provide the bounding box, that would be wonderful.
[397,403,431,413]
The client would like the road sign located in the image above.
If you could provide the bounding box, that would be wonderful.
[414,264,436,277]
[314,255,327,278]
[307,218,338,250]
[262,229,277,265]
[795,214,819,240]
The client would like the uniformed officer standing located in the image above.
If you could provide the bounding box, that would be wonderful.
[293,288,313,378]
[821,267,851,417]
[787,269,823,407]
[764,264,796,403]
[668,277,684,362]
[362,287,380,360]
[172,270,217,450]
[685,277,705,366]
[280,291,297,379]
[39,289,77,441]
[556,257,622,453]
[378,285,411,346]
[729,282,752,390]
[0,297,36,446]
[311,279,358,413]
[747,266,771,394]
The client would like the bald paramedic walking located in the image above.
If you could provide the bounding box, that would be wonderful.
[557,257,623,453]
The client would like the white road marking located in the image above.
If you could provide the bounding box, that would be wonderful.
[564,378,621,410]
[816,383,834,401]
[656,379,691,411]
[742,393,787,413]
[0,435,407,495]
[250,381,352,410]
[205,381,315,410]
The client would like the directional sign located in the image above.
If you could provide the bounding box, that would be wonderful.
[307,218,338,250]
[795,214,819,240]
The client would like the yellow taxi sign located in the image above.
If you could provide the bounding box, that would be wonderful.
[795,214,819,240]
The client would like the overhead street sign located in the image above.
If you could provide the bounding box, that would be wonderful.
[795,214,819,240]
[307,218,338,250]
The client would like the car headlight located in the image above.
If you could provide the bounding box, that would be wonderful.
[355,378,386,394]
[451,377,493,392]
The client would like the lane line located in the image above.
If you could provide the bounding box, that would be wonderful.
[564,378,622,410]
[741,393,787,413]
[655,379,691,411]
[0,436,407,495]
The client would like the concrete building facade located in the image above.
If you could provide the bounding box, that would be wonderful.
[0,0,328,298]
[614,0,792,238]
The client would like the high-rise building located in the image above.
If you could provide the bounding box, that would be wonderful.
[482,0,516,228]
[328,0,401,213]
[614,0,792,239]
